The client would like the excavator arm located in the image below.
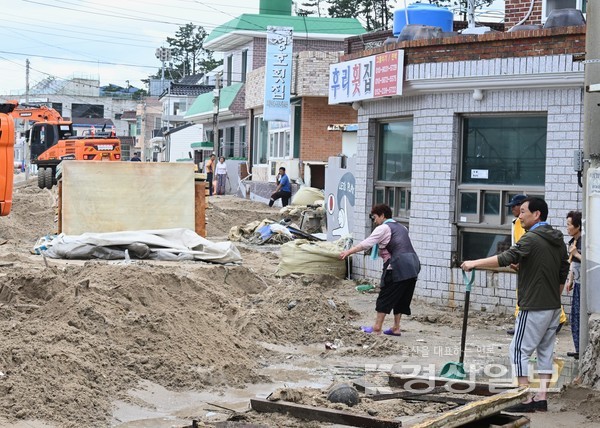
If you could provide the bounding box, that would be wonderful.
[0,102,17,216]
[8,102,64,122]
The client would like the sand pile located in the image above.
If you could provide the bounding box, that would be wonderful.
[0,181,399,426]
[3,179,600,428]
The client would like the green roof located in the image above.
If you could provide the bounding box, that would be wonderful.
[205,13,365,46]
[190,141,214,149]
[184,82,243,120]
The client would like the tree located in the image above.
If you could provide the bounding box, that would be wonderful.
[428,0,495,21]
[327,0,394,32]
[295,0,326,17]
[145,23,221,83]
[166,23,218,77]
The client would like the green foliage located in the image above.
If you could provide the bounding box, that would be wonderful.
[132,89,148,100]
[295,0,326,16]
[166,23,215,76]
[426,0,495,20]
[307,0,495,31]
[147,23,219,81]
[327,0,394,31]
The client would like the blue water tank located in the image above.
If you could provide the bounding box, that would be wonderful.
[393,4,453,36]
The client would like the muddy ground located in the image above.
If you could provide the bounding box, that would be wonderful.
[0,178,599,427]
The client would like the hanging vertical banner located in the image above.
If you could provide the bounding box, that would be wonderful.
[264,26,293,122]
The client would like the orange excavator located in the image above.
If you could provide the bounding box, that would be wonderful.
[0,102,16,216]
[9,102,122,189]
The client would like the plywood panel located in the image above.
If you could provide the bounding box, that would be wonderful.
[62,161,195,235]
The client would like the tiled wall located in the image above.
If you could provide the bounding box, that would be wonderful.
[351,54,584,316]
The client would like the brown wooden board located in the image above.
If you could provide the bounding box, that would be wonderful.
[386,374,515,396]
[250,398,401,428]
[373,393,471,406]
[195,182,207,237]
[407,387,529,428]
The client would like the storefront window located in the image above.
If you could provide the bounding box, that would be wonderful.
[375,119,413,220]
[457,115,547,260]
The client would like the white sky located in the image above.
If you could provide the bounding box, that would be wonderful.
[0,0,505,96]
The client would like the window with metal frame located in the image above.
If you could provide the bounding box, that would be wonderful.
[374,119,413,221]
[241,50,248,83]
[457,114,547,261]
[240,125,247,158]
[252,116,268,165]
[268,121,291,160]
[226,55,233,86]
[225,126,235,158]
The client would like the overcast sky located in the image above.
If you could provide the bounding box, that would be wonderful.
[0,0,505,96]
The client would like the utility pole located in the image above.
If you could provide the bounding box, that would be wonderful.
[155,47,172,162]
[212,72,221,156]
[582,0,600,355]
[24,59,30,181]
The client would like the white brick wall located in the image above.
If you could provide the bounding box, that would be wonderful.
[351,54,584,316]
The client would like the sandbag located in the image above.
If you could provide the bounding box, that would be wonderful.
[291,187,324,206]
[276,239,346,277]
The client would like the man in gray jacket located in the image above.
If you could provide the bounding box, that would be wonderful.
[461,197,569,413]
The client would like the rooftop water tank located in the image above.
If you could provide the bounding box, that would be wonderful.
[393,3,453,36]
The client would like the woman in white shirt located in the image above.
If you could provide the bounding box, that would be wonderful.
[215,156,228,195]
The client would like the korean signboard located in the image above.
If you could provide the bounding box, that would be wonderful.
[328,50,404,104]
[264,26,293,121]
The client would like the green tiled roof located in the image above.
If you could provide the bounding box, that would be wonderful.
[205,13,365,45]
[184,82,244,120]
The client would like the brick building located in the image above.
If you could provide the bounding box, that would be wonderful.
[336,1,587,315]
[185,0,365,198]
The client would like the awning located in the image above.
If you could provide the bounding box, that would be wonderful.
[184,82,244,122]
[190,141,214,149]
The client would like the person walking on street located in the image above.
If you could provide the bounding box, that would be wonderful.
[205,154,216,196]
[565,210,582,359]
[461,197,569,413]
[215,156,228,195]
[339,204,420,336]
[506,195,567,335]
[268,167,292,207]
[130,152,141,162]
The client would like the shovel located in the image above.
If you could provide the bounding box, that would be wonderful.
[440,269,475,380]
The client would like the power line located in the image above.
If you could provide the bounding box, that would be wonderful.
[0,50,156,69]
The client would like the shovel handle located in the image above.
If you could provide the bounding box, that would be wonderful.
[462,270,475,292]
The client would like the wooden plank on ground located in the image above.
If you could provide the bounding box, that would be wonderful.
[387,375,515,396]
[373,393,471,406]
[61,162,195,234]
[352,381,471,405]
[250,398,401,428]
[407,387,529,428]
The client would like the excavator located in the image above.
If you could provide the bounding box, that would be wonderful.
[0,102,16,216]
[9,102,122,189]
